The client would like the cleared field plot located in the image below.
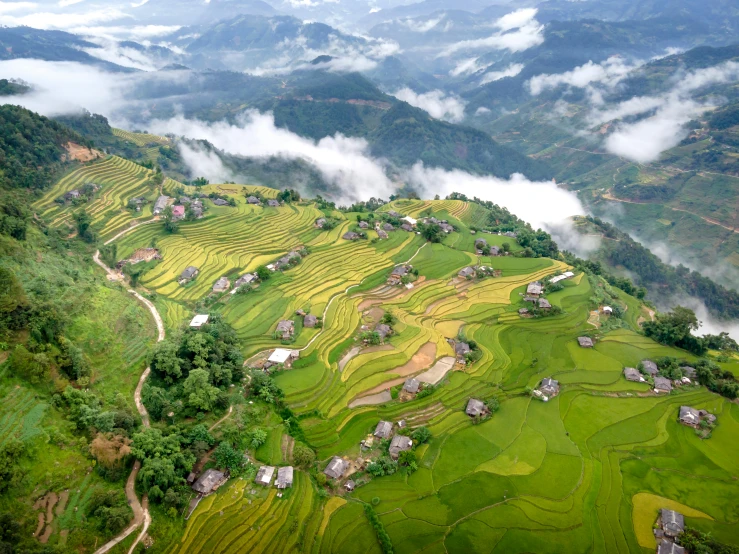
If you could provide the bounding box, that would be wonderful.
[34,156,164,240]
[112,128,169,146]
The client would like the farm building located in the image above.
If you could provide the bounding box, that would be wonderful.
[389,435,413,459]
[375,324,392,341]
[212,277,230,293]
[679,406,716,427]
[358,221,369,229]
[658,509,685,538]
[654,376,672,393]
[374,420,393,439]
[440,223,454,233]
[549,271,575,284]
[465,398,487,418]
[388,211,402,218]
[65,189,81,200]
[153,195,169,214]
[642,360,659,376]
[192,469,226,495]
[577,337,594,348]
[267,199,280,207]
[401,216,417,226]
[344,480,355,492]
[180,266,199,283]
[538,378,560,397]
[172,205,185,220]
[324,457,348,479]
[315,218,327,228]
[382,223,394,231]
[603,306,613,315]
[276,466,294,489]
[458,267,475,278]
[403,378,420,395]
[255,465,275,486]
[474,239,487,251]
[343,231,360,240]
[455,342,470,361]
[268,348,298,366]
[246,196,261,204]
[680,366,697,379]
[518,308,529,315]
[276,320,295,339]
[304,314,318,328]
[232,273,257,291]
[623,367,644,382]
[400,223,413,232]
[526,281,543,296]
[537,299,552,309]
[657,543,685,554]
[377,230,389,239]
[489,245,500,256]
[189,314,209,328]
[212,198,229,206]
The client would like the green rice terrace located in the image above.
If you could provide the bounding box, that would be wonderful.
[25,152,739,554]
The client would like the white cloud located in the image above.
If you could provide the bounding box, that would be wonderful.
[480,63,524,85]
[0,2,36,14]
[0,6,128,29]
[147,112,395,203]
[399,15,444,33]
[404,163,585,232]
[80,38,161,71]
[74,24,181,42]
[449,57,483,77]
[441,8,544,56]
[528,56,639,96]
[59,0,84,6]
[391,88,466,123]
[475,107,491,115]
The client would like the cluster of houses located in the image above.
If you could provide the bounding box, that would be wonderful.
[254,465,294,491]
[623,360,698,394]
[188,463,294,502]
[275,320,295,340]
[533,377,560,401]
[246,195,281,207]
[179,195,204,218]
[153,194,206,219]
[654,509,686,554]
[387,264,413,286]
[473,238,502,256]
[266,248,307,273]
[421,216,454,233]
[519,280,553,314]
[458,265,495,280]
[60,183,101,204]
[549,271,575,285]
[296,309,319,328]
[678,405,716,428]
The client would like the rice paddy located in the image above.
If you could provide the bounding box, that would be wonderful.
[39,173,739,553]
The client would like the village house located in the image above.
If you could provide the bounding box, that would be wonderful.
[603,306,613,315]
[455,342,471,363]
[388,210,402,218]
[358,221,369,229]
[458,266,475,278]
[153,195,170,214]
[657,543,685,554]
[129,197,146,211]
[654,376,672,393]
[655,509,685,547]
[180,265,199,283]
[374,420,393,439]
[267,199,280,207]
[537,298,552,310]
[324,457,348,480]
[503,231,517,238]
[212,198,229,206]
[212,277,230,293]
[382,222,395,232]
[400,223,414,232]
[403,378,420,396]
[247,196,261,204]
[232,273,257,292]
[387,265,409,285]
[276,466,294,489]
[389,435,413,459]
[343,231,360,240]
[681,366,697,380]
[315,218,327,228]
[255,465,275,486]
[526,281,543,296]
[401,216,417,226]
[538,377,560,398]
[679,406,716,427]
[440,223,454,233]
[65,189,81,200]
[189,314,209,328]
[375,324,392,342]
[474,239,487,253]
[172,205,185,220]
[623,367,645,382]
[344,480,356,492]
[192,469,227,496]
[518,308,529,316]
[304,314,318,328]
[641,360,659,376]
[267,348,299,367]
[549,271,575,285]
[377,229,389,239]
[465,398,488,418]
[179,196,191,204]
[577,336,594,348]
[276,320,295,340]
[489,245,500,256]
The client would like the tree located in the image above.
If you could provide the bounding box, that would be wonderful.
[0,439,25,493]
[8,345,49,384]
[214,441,242,471]
[643,306,706,355]
[292,443,316,467]
[248,428,268,451]
[149,340,182,384]
[411,427,432,445]
[90,434,131,468]
[183,369,219,412]
[256,265,271,281]
[162,206,179,233]
[73,209,94,242]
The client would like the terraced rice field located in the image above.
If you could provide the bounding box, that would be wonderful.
[33,156,164,240]
[112,128,169,147]
[0,382,47,446]
[100,195,739,553]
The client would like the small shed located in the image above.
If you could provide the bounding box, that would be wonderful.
[255,465,275,486]
[304,314,318,328]
[190,314,209,328]
[324,457,347,480]
[388,435,413,459]
[403,378,420,395]
[465,398,486,417]
[276,466,293,489]
[577,337,594,348]
[374,420,393,439]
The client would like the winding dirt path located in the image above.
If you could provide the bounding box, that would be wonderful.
[93,251,164,554]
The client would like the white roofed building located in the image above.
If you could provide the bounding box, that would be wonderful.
[190,314,209,328]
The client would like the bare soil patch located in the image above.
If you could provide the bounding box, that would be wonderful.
[348,390,392,408]
[416,357,456,385]
[65,142,103,162]
[386,342,436,377]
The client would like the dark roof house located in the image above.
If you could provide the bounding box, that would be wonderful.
[382,223,394,231]
[276,466,293,489]
[192,469,226,495]
[401,223,413,232]
[304,314,318,328]
[343,231,360,240]
[660,509,685,537]
[375,324,392,341]
[642,360,659,376]
[455,342,471,358]
[458,267,475,278]
[403,378,420,394]
[247,196,261,204]
[388,435,413,459]
[658,543,685,554]
[623,367,644,382]
[324,457,347,480]
[180,266,199,281]
[577,336,594,348]
[654,376,672,393]
[267,199,280,207]
[255,465,275,486]
[466,398,487,417]
[212,198,229,206]
[374,420,393,439]
[276,320,295,339]
[539,377,559,397]
[537,298,552,309]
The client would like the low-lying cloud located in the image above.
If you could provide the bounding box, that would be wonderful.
[441,8,544,56]
[391,88,466,123]
[480,63,524,85]
[528,56,640,98]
